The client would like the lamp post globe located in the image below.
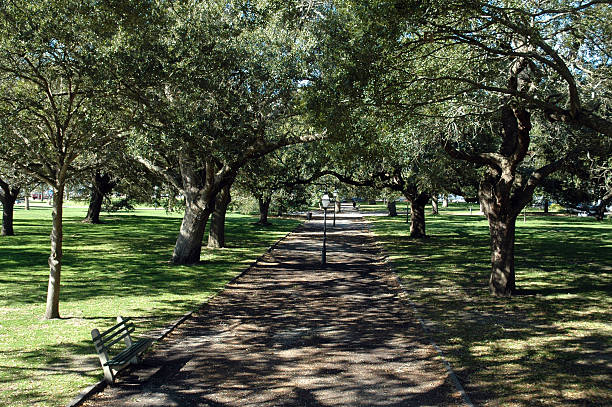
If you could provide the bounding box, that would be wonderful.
[321,194,330,209]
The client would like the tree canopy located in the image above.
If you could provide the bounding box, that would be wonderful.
[0,0,610,315]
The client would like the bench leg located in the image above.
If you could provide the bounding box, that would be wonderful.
[91,328,115,383]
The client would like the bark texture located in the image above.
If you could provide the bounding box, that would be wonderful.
[173,203,211,264]
[488,216,517,296]
[387,200,397,217]
[408,193,429,238]
[442,195,449,208]
[431,198,439,215]
[256,196,272,226]
[83,172,116,224]
[169,156,235,265]
[1,197,16,236]
[593,191,611,221]
[0,178,20,236]
[208,184,231,248]
[45,184,64,319]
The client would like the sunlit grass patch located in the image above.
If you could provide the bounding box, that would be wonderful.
[368,212,612,406]
[0,206,300,407]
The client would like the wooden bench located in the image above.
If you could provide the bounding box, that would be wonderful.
[91,316,153,383]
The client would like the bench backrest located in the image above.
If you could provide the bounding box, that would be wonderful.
[91,316,135,354]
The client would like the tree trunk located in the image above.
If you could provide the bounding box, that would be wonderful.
[1,196,16,236]
[0,180,19,236]
[442,195,449,208]
[409,198,427,238]
[543,200,549,213]
[208,184,231,248]
[593,191,611,221]
[387,200,397,216]
[84,188,104,224]
[431,197,439,215]
[172,203,211,264]
[83,172,115,224]
[45,184,64,319]
[488,216,517,296]
[257,196,271,225]
[166,191,176,212]
[335,199,341,213]
[25,195,30,210]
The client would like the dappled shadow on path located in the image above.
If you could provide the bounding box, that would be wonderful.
[84,217,463,407]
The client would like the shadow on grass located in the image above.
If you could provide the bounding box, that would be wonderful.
[369,214,612,406]
[0,213,299,305]
[0,209,301,407]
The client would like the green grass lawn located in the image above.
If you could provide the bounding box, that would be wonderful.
[368,211,612,406]
[0,206,301,407]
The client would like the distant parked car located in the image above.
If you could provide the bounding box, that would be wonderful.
[449,195,466,203]
[567,203,597,217]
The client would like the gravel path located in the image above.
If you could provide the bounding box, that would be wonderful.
[84,209,465,406]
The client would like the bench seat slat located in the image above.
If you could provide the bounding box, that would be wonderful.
[104,338,152,366]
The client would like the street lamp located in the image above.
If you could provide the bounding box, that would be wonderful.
[333,191,338,226]
[321,193,330,265]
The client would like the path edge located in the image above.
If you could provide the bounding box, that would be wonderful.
[65,219,306,407]
[363,218,475,407]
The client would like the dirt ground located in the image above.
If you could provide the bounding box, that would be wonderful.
[83,210,466,406]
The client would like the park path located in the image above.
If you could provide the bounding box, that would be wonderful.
[84,207,465,407]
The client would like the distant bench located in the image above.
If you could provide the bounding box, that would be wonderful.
[91,316,153,383]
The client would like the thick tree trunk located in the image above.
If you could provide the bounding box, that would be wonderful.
[257,196,272,225]
[1,197,16,236]
[335,199,341,213]
[0,181,19,236]
[593,192,611,221]
[442,195,449,208]
[409,199,427,238]
[543,200,549,214]
[488,216,517,296]
[25,195,30,210]
[431,197,439,215]
[84,188,104,224]
[45,184,64,319]
[208,184,231,248]
[387,200,397,217]
[172,203,211,264]
[83,172,115,224]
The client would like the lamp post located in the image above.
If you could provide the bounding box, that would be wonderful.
[332,191,338,227]
[321,193,330,265]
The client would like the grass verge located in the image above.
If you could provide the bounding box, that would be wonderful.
[368,211,611,406]
[0,206,300,407]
